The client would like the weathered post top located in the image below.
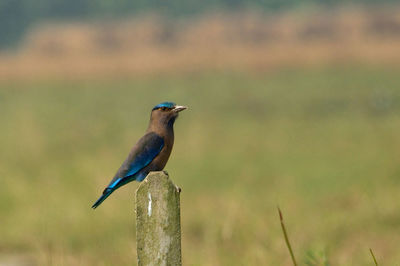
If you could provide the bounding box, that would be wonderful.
[135,171,182,266]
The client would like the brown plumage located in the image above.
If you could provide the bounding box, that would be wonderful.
[92,102,187,209]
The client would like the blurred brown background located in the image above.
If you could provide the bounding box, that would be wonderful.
[1,7,400,79]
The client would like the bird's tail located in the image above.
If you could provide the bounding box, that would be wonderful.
[92,188,113,209]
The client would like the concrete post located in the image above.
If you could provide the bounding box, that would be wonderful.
[135,171,182,266]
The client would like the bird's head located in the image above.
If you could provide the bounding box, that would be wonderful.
[150,102,187,127]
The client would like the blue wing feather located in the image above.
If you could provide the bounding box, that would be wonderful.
[92,132,164,209]
[107,132,164,188]
[125,141,163,177]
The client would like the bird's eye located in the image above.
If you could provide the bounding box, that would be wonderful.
[160,107,169,111]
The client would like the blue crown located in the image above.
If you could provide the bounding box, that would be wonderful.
[152,102,176,110]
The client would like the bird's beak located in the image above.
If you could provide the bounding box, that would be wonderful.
[173,105,188,113]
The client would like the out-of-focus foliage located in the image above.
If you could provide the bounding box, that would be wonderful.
[1,66,400,265]
[0,0,399,48]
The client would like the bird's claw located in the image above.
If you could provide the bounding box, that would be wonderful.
[163,170,169,176]
[175,185,182,193]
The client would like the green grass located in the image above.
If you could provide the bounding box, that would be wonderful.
[1,65,400,265]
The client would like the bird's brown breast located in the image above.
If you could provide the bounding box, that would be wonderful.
[152,133,174,170]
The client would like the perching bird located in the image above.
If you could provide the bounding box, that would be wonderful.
[92,102,187,209]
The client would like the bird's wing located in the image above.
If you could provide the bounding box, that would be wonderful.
[107,132,164,189]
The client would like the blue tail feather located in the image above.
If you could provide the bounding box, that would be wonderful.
[92,188,113,209]
[92,174,141,209]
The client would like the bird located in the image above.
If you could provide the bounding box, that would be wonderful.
[92,102,187,209]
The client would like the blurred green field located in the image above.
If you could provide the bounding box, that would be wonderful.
[1,65,400,265]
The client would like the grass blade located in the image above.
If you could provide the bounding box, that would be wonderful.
[278,206,298,266]
[369,248,378,266]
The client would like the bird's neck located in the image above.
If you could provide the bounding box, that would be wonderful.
[147,120,175,139]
